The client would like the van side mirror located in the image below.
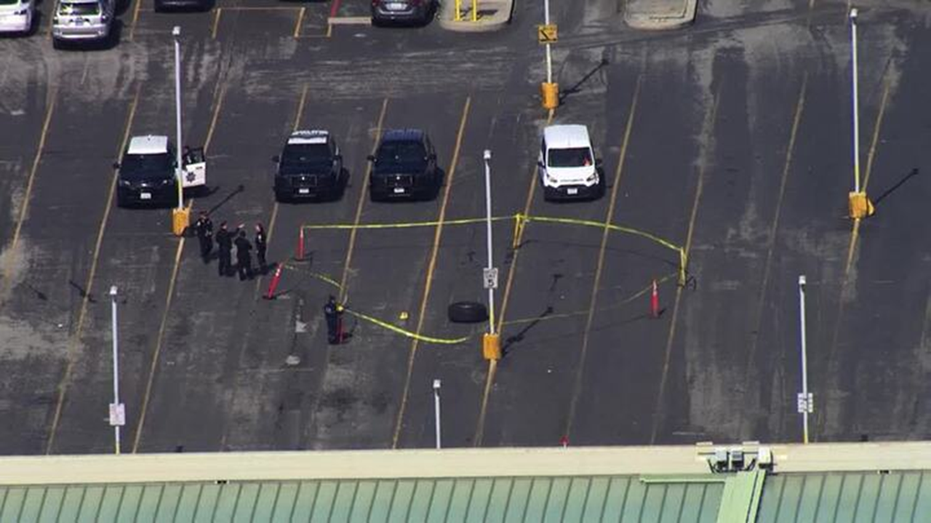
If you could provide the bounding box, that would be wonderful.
[367,155,376,162]
[595,158,604,168]
[112,162,120,169]
[271,155,280,163]
[334,153,342,161]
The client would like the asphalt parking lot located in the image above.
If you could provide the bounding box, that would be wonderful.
[1,0,930,455]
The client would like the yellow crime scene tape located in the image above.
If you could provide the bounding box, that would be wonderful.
[343,308,470,345]
[501,271,680,327]
[301,213,687,284]
[276,263,469,345]
[281,263,343,290]
[289,213,689,343]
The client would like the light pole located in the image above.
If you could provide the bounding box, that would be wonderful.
[483,150,496,335]
[850,8,860,195]
[540,0,558,109]
[172,25,184,212]
[544,0,552,86]
[108,286,125,454]
[797,276,812,444]
[482,150,501,361]
[847,8,874,219]
[433,379,442,449]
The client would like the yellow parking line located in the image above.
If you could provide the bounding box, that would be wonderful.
[740,74,808,410]
[130,86,227,453]
[293,7,306,38]
[45,85,141,455]
[648,84,722,444]
[564,75,643,440]
[862,80,890,193]
[129,0,143,42]
[211,8,222,39]
[391,97,472,449]
[339,98,389,302]
[1,91,56,305]
[472,108,554,447]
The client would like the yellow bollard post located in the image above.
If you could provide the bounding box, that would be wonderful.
[483,333,501,361]
[540,82,559,110]
[172,207,190,236]
[471,0,477,21]
[848,191,875,220]
[454,0,461,21]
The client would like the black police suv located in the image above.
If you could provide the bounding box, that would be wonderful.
[115,135,179,208]
[367,129,440,201]
[273,130,343,202]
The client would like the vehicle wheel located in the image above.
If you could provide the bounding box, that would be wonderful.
[52,38,63,50]
[448,301,488,323]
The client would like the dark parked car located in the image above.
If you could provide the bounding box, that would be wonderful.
[367,129,440,201]
[371,0,434,26]
[154,0,211,12]
[115,136,180,207]
[273,130,343,202]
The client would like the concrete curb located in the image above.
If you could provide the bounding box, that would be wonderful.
[624,0,697,30]
[437,0,513,32]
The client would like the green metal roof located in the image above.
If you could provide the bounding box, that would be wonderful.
[757,471,931,522]
[0,476,725,523]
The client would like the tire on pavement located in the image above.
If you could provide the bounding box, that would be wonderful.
[448,301,488,323]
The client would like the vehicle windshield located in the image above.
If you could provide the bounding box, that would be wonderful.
[375,141,427,172]
[280,144,332,175]
[0,0,20,6]
[59,2,100,15]
[547,147,592,168]
[121,153,173,180]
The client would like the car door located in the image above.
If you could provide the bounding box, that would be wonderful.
[425,136,438,184]
[538,138,547,183]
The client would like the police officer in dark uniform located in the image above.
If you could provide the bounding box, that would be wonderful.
[234,230,254,281]
[324,295,344,344]
[193,211,213,263]
[254,223,268,274]
[216,221,234,277]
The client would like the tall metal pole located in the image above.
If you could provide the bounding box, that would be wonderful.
[173,26,184,210]
[483,150,496,335]
[543,0,552,84]
[433,379,442,449]
[850,8,860,194]
[798,275,810,445]
[109,286,123,455]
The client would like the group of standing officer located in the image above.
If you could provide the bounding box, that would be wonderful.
[192,212,267,281]
[192,211,346,344]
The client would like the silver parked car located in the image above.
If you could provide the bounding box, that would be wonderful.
[51,0,113,47]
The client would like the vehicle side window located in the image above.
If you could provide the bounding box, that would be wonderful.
[540,139,546,158]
